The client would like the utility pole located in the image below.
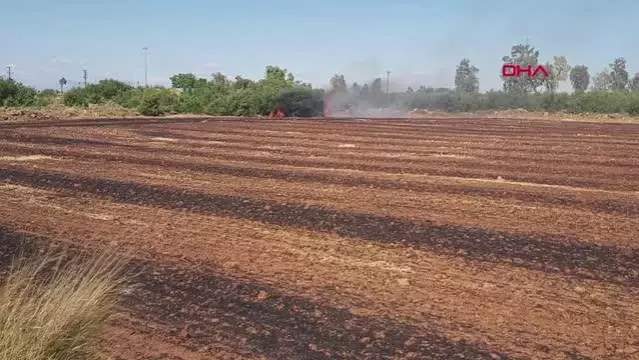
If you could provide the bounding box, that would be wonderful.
[83,69,88,86]
[6,65,13,80]
[142,47,148,87]
[386,70,390,93]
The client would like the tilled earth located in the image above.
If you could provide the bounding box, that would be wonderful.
[0,117,638,359]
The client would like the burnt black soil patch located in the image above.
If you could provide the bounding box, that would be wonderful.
[0,117,218,129]
[4,133,633,191]
[2,133,636,192]
[2,167,638,288]
[125,153,638,217]
[0,227,513,360]
[0,133,142,149]
[130,131,639,191]
[124,264,511,359]
[2,143,635,217]
[139,125,639,152]
[133,129,639,169]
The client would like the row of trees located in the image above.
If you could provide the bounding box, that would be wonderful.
[453,44,639,95]
[2,42,639,116]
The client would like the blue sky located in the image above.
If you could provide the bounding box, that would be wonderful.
[3,0,638,91]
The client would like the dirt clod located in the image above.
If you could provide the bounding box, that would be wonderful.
[256,290,269,301]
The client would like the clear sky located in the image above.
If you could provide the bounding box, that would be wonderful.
[4,0,638,92]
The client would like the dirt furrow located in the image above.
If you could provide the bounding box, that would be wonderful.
[157,120,639,142]
[10,157,639,249]
[9,128,639,168]
[150,121,639,145]
[0,185,636,359]
[2,141,635,191]
[0,228,506,360]
[134,127,639,159]
[6,132,635,178]
[2,143,638,218]
[2,166,637,288]
[3,117,638,360]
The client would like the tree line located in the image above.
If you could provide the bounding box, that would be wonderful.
[2,42,639,116]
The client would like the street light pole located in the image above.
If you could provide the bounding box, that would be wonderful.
[386,70,390,93]
[142,47,148,87]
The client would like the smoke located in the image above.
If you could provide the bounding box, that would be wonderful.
[322,64,457,118]
[324,82,411,119]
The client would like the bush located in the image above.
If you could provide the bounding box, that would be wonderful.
[33,89,60,107]
[137,88,178,116]
[0,79,38,107]
[63,80,135,107]
[277,87,324,117]
[11,65,639,118]
[0,248,126,360]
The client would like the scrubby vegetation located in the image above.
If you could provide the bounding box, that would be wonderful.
[0,248,126,360]
[3,42,639,117]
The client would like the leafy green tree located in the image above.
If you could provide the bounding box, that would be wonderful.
[0,78,38,106]
[569,65,590,93]
[454,58,479,93]
[233,76,253,90]
[591,70,613,91]
[370,78,383,95]
[351,82,361,95]
[265,66,287,82]
[329,74,347,93]
[58,77,67,94]
[169,73,200,92]
[137,88,178,116]
[609,57,629,91]
[277,88,324,117]
[629,73,639,92]
[63,79,135,107]
[501,43,545,94]
[544,56,571,93]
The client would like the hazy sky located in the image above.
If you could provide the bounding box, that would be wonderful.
[4,0,638,91]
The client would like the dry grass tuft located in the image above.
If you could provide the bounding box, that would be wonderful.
[0,247,127,360]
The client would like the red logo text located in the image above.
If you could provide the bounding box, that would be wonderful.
[502,64,550,78]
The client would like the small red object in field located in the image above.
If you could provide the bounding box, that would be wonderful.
[269,106,286,118]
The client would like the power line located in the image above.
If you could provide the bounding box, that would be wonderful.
[6,65,13,80]
[83,69,88,86]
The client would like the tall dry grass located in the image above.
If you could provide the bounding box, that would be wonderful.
[0,248,127,360]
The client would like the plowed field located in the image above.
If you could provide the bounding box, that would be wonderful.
[1,117,638,359]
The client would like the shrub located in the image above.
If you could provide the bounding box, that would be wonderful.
[0,79,38,107]
[276,87,324,117]
[137,88,178,116]
[0,248,127,360]
[63,80,135,107]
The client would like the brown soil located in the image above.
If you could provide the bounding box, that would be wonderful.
[0,117,638,359]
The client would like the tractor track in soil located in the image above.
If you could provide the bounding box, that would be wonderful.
[1,117,638,359]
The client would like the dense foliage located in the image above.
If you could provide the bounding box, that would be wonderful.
[3,42,639,116]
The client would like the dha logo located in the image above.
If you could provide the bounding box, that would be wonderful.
[502,64,550,78]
